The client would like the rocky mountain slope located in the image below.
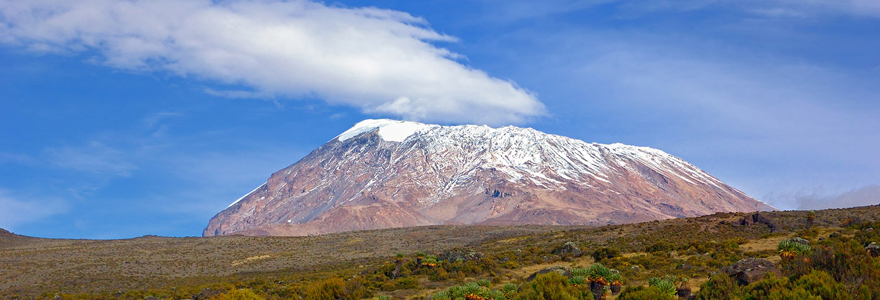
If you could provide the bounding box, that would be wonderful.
[205,119,772,236]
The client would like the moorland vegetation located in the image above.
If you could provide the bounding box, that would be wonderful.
[1,205,879,300]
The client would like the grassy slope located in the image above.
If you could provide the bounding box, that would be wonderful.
[1,205,879,299]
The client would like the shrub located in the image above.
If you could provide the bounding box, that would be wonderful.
[216,289,265,300]
[793,270,852,300]
[617,286,675,300]
[591,247,621,262]
[695,274,743,300]
[303,278,344,300]
[513,272,579,300]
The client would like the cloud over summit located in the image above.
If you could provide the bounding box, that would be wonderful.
[0,0,544,125]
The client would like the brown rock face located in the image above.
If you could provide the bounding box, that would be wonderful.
[204,120,772,236]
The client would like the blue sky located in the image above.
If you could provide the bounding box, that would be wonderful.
[1,0,878,239]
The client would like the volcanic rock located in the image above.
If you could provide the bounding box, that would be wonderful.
[721,258,782,285]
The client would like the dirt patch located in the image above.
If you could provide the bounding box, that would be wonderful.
[739,234,794,252]
[231,254,272,266]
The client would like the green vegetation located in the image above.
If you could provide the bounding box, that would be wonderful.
[1,206,879,299]
[777,237,811,259]
[647,277,678,297]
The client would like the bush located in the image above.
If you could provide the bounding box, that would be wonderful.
[216,289,265,300]
[513,272,580,300]
[617,286,675,300]
[695,274,743,300]
[303,278,344,300]
[794,270,852,300]
[591,247,621,262]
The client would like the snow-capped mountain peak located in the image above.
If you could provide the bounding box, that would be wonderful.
[336,119,439,142]
[206,119,773,236]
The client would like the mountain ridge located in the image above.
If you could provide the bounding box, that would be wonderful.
[205,119,772,236]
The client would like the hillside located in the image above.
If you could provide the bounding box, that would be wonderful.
[3,205,879,299]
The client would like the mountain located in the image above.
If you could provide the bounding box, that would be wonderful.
[204,119,772,236]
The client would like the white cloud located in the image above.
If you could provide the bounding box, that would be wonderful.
[0,189,68,230]
[0,0,544,125]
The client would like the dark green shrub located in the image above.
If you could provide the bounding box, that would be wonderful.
[793,270,852,300]
[695,274,743,300]
[591,247,621,262]
[513,272,580,300]
[302,278,344,300]
[617,286,675,300]
[216,289,265,300]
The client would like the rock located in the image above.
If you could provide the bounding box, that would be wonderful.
[526,266,570,281]
[676,263,694,270]
[867,242,880,257]
[438,249,483,263]
[721,258,782,286]
[193,288,223,300]
[552,241,582,257]
[750,213,779,232]
[144,297,161,300]
[788,237,809,245]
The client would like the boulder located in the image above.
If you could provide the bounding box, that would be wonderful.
[788,237,809,245]
[867,242,880,257]
[438,249,483,263]
[552,241,583,257]
[526,266,570,281]
[721,258,782,286]
[193,288,223,300]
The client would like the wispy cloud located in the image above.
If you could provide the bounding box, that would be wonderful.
[47,141,138,177]
[500,21,880,199]
[765,185,880,210]
[0,152,36,165]
[489,0,880,19]
[0,189,68,231]
[0,0,544,125]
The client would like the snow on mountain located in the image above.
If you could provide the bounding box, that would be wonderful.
[336,119,438,142]
[206,119,773,236]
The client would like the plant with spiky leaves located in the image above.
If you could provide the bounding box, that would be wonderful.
[608,269,622,286]
[778,238,811,259]
[569,275,587,286]
[648,277,678,297]
[421,254,439,267]
[431,282,505,300]
[608,269,623,295]
[588,263,612,285]
[571,267,590,277]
